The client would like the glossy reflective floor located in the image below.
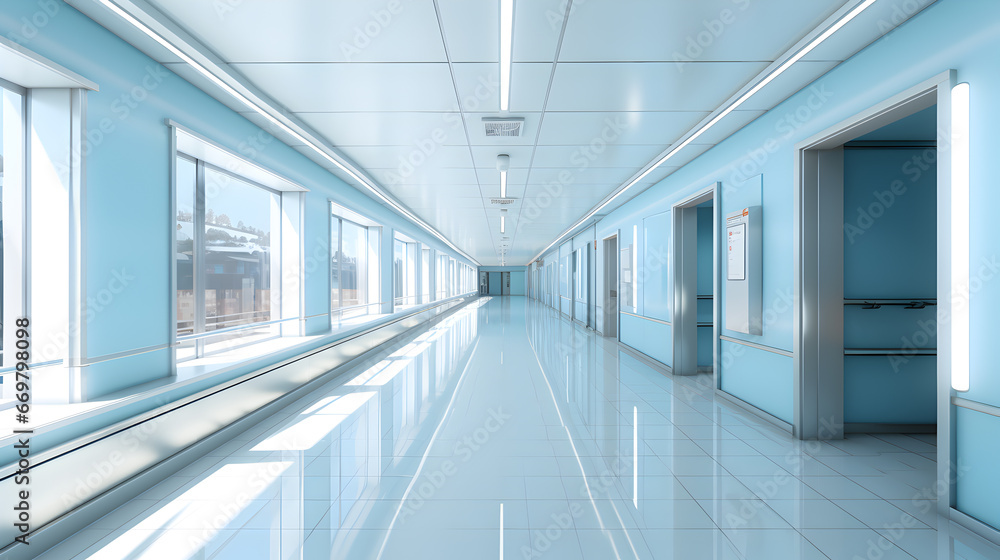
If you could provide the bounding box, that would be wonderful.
[39,297,1000,559]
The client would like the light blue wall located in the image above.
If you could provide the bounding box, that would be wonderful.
[621,313,671,367]
[509,271,525,295]
[587,0,1000,527]
[0,1,475,457]
[488,272,501,295]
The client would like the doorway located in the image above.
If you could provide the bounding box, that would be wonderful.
[602,235,618,338]
[672,186,718,377]
[479,271,489,295]
[501,272,511,296]
[795,71,954,443]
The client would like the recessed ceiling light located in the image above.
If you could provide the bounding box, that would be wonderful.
[499,0,514,111]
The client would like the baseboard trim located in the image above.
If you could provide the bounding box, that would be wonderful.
[714,389,794,435]
[617,342,673,376]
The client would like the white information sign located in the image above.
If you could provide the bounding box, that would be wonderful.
[727,223,746,281]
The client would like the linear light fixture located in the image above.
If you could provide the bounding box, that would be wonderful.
[951,82,970,392]
[500,171,508,198]
[98,0,479,266]
[531,0,877,262]
[499,0,514,111]
[501,215,506,234]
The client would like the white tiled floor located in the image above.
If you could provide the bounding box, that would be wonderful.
[35,297,1000,559]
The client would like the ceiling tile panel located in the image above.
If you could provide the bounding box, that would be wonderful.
[298,112,466,147]
[559,0,843,63]
[232,63,458,112]
[547,62,769,112]
[536,111,709,145]
[151,0,447,62]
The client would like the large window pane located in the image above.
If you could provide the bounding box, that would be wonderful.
[2,87,25,370]
[203,167,277,332]
[176,156,281,360]
[175,156,197,336]
[341,220,367,309]
[421,248,430,302]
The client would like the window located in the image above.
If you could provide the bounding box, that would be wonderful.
[393,234,417,308]
[175,155,281,358]
[621,244,634,312]
[331,203,381,321]
[1,84,25,371]
[448,257,456,297]
[574,248,587,305]
[436,254,447,300]
[421,248,430,303]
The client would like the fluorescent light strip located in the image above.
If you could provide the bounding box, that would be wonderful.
[500,171,507,198]
[499,0,514,111]
[951,82,970,392]
[501,215,506,234]
[531,0,877,262]
[99,0,478,266]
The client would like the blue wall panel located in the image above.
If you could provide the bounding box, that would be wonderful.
[843,356,936,424]
[642,212,671,322]
[488,272,501,295]
[956,407,1000,531]
[719,341,792,424]
[620,313,671,367]
[509,271,525,295]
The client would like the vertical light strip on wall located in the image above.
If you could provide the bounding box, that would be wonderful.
[632,225,638,310]
[951,82,971,392]
[499,502,504,559]
[499,0,514,111]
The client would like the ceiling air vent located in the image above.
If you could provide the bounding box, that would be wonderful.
[490,197,517,205]
[483,117,524,137]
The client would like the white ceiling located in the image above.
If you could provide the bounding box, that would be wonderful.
[74,0,934,265]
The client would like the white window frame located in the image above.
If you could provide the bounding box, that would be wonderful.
[393,232,417,309]
[330,200,381,323]
[169,121,306,363]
